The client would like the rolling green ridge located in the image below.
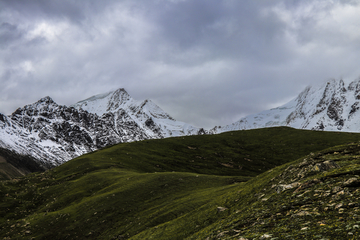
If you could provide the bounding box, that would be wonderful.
[1,127,360,239]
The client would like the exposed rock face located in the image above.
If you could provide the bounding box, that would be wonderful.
[0,88,205,166]
[211,78,360,133]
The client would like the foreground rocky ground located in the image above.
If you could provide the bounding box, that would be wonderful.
[201,143,360,239]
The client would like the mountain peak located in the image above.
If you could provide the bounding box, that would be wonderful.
[106,88,131,112]
[212,78,360,133]
[1,87,202,167]
[70,88,133,115]
[71,87,200,137]
[10,96,59,116]
[32,96,59,111]
[37,96,55,104]
[113,88,127,94]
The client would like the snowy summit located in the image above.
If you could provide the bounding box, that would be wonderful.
[211,78,360,133]
[0,88,204,166]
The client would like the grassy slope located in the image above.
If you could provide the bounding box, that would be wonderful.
[1,127,360,239]
[185,143,360,239]
[55,127,360,178]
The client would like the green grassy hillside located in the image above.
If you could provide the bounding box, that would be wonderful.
[185,142,360,239]
[1,127,360,239]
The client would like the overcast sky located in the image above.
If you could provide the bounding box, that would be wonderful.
[1,0,360,129]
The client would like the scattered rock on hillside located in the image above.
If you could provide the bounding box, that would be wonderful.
[276,182,301,193]
[217,207,228,212]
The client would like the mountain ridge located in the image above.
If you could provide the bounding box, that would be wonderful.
[71,88,203,138]
[211,78,360,134]
[2,78,360,169]
[0,88,204,167]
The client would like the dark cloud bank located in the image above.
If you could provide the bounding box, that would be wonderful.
[1,0,360,129]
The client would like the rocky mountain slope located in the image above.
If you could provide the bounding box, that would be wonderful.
[211,78,360,133]
[0,88,203,167]
[71,88,203,138]
[0,147,46,180]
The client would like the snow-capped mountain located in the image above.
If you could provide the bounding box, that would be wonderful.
[5,79,360,168]
[71,88,203,138]
[211,78,360,133]
[0,88,204,167]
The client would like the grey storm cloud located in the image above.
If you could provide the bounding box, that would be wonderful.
[152,1,285,58]
[1,0,360,129]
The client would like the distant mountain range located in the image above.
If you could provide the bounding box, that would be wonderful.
[211,78,360,133]
[0,88,204,167]
[2,78,360,168]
